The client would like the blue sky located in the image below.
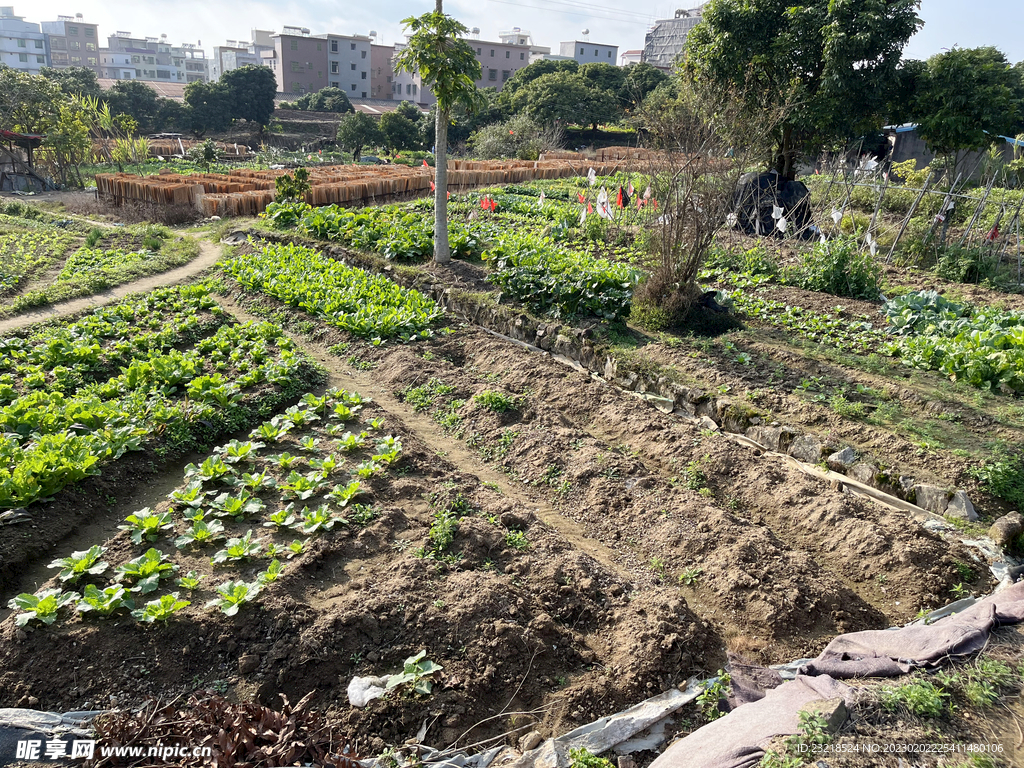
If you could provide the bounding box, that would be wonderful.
[16,0,1024,64]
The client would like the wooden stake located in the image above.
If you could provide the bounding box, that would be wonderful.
[886,170,934,264]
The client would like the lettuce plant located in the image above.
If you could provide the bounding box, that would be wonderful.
[47,545,109,583]
[8,588,80,627]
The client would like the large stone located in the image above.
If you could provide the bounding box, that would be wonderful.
[238,654,260,675]
[913,484,949,514]
[519,731,543,752]
[945,490,978,522]
[848,462,877,485]
[788,434,823,464]
[826,447,857,473]
[989,513,1024,549]
[800,697,848,734]
[604,357,618,380]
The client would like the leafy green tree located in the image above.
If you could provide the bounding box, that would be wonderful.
[378,109,422,152]
[221,65,277,128]
[104,80,161,133]
[183,80,233,136]
[395,100,424,123]
[686,0,922,178]
[579,62,626,94]
[394,5,482,264]
[0,67,60,135]
[619,63,668,111]
[499,58,579,108]
[914,47,1024,167]
[336,111,382,159]
[423,87,502,147]
[155,98,189,132]
[40,66,102,99]
[510,71,619,130]
[292,87,354,113]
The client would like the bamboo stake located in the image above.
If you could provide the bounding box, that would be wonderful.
[957,171,998,247]
[924,172,962,247]
[865,170,891,251]
[886,170,934,264]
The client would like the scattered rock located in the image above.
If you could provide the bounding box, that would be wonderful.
[698,416,719,432]
[618,756,636,768]
[788,434,823,464]
[826,447,857,472]
[519,731,543,752]
[913,484,949,514]
[801,697,848,733]
[989,513,1024,549]
[238,654,260,675]
[945,490,978,522]
[848,463,877,485]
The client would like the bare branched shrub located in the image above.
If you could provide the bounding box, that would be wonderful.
[631,80,784,322]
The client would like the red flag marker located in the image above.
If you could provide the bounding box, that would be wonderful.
[587,202,593,214]
[430,181,436,191]
[616,188,623,208]
[577,192,585,204]
[422,159,429,167]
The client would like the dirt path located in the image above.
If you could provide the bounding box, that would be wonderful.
[0,240,223,334]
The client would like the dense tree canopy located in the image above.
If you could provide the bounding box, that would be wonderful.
[221,65,278,127]
[104,80,162,134]
[336,111,382,159]
[686,0,923,178]
[619,63,669,111]
[183,81,233,136]
[499,59,579,107]
[378,109,423,152]
[913,47,1024,159]
[40,66,102,100]
[509,71,618,131]
[288,87,353,114]
[0,67,61,135]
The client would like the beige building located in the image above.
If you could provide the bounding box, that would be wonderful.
[41,14,100,73]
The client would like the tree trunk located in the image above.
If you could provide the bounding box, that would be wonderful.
[434,108,451,264]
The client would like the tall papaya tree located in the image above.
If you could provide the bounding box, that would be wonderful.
[394,1,481,263]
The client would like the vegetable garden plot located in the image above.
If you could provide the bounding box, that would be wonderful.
[0,283,327,591]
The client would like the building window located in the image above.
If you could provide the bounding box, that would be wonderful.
[318,70,322,78]
[331,61,339,73]
[351,62,356,70]
[488,68,497,81]
[52,38,66,49]
[501,70,510,81]
[412,84,417,94]
[352,83,357,91]
[331,80,339,87]
[594,49,598,55]
[290,61,302,72]
[157,69,170,78]
[350,43,356,50]
[505,50,509,58]
[86,43,95,51]
[608,50,612,57]
[331,40,338,52]
[362,91,366,98]
[87,57,97,65]
[580,47,584,54]
[85,27,94,37]
[476,47,481,55]
[70,41,81,50]
[520,52,524,60]
[386,75,391,83]
[16,39,26,48]
[490,49,494,57]
[361,50,366,58]
[406,83,411,94]
[316,42,322,51]
[290,39,298,50]
[361,71,366,79]
[132,55,140,63]
[68,25,78,35]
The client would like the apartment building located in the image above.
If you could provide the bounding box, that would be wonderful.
[41,14,100,73]
[210,30,273,80]
[100,32,208,83]
[266,27,327,96]
[369,43,394,100]
[0,7,47,73]
[559,40,618,65]
[391,41,429,105]
[321,33,371,99]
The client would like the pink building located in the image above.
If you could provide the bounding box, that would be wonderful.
[266,26,328,97]
[370,43,394,100]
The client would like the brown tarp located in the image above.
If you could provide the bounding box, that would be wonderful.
[650,581,1024,768]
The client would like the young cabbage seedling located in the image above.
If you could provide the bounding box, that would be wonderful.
[47,545,109,583]
[385,651,444,696]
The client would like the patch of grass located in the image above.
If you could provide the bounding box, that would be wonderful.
[880,680,948,718]
[401,378,457,411]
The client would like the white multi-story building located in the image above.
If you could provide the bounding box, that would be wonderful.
[321,32,372,99]
[99,32,208,84]
[210,30,273,80]
[0,7,47,73]
[559,40,618,65]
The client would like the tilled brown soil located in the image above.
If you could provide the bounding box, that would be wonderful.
[0,282,995,756]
